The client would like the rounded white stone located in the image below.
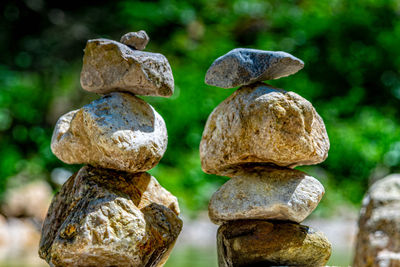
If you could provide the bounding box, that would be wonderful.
[51,92,167,173]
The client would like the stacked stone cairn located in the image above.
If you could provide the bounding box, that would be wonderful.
[38,31,182,267]
[200,48,332,266]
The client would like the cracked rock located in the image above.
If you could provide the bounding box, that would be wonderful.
[39,165,182,267]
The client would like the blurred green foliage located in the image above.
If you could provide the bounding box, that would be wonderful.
[1,0,400,215]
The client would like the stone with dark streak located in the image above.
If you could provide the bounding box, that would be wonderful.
[217,220,331,267]
[51,92,167,173]
[39,165,182,267]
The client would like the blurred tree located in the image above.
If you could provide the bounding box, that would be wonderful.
[1,0,400,215]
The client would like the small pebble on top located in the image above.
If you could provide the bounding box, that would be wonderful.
[120,30,150,50]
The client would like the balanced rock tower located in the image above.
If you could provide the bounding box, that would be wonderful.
[354,174,400,267]
[200,48,332,266]
[39,31,182,267]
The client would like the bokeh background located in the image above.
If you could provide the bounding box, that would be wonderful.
[1,0,400,266]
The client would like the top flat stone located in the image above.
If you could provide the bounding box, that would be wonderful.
[205,48,304,88]
[120,30,150,50]
[80,38,174,97]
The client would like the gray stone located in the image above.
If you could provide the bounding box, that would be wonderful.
[80,38,174,97]
[200,82,329,175]
[217,220,331,267]
[39,165,182,267]
[51,92,167,173]
[208,166,324,224]
[120,30,150,50]
[205,48,304,88]
[354,174,400,267]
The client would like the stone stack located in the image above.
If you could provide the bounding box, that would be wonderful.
[354,174,400,267]
[39,31,182,267]
[200,48,332,266]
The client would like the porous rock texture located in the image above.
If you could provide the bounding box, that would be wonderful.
[51,92,167,173]
[120,30,150,50]
[205,48,304,88]
[80,38,174,97]
[354,174,400,267]
[217,220,331,267]
[39,165,182,267]
[200,82,329,175]
[208,165,324,224]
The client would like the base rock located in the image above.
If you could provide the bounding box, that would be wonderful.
[217,220,331,267]
[39,165,182,267]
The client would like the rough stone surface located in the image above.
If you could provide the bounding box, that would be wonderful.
[120,30,150,50]
[354,174,400,267]
[208,166,324,224]
[200,82,329,175]
[205,48,304,88]
[51,92,167,173]
[39,165,182,267]
[217,220,331,267]
[80,38,174,97]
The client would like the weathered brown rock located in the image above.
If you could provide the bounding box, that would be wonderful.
[120,30,150,50]
[354,174,400,267]
[217,220,331,267]
[209,166,324,224]
[39,165,182,267]
[80,38,174,97]
[51,92,167,173]
[200,82,329,175]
